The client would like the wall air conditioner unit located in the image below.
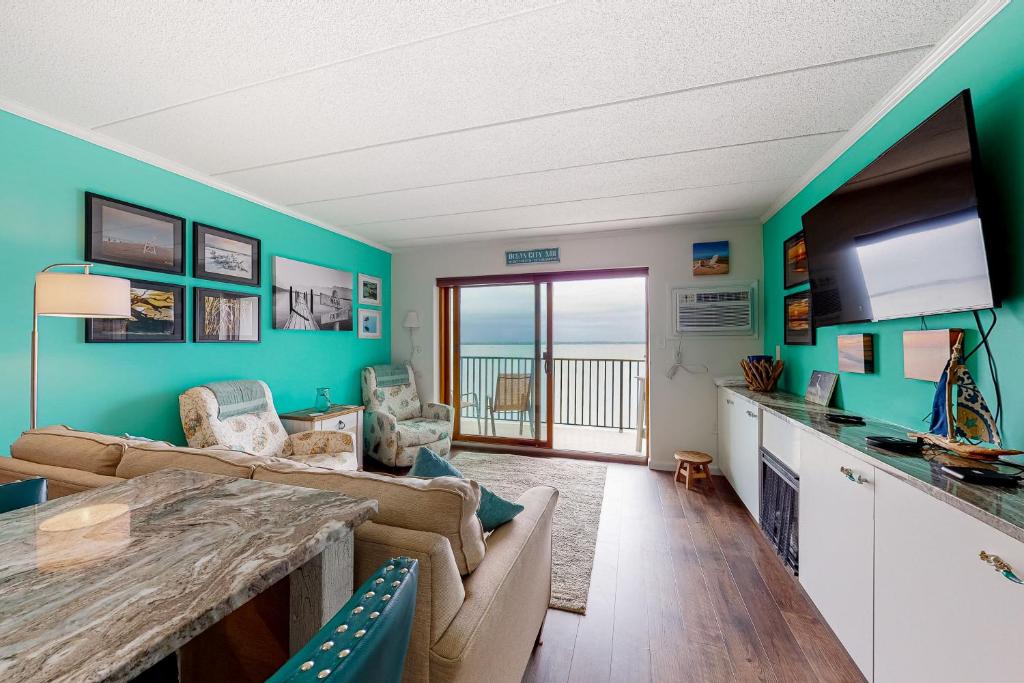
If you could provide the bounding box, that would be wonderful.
[673,282,757,336]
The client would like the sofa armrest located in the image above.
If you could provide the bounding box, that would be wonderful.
[423,402,454,424]
[0,457,125,498]
[286,430,354,455]
[355,521,466,682]
[429,485,558,681]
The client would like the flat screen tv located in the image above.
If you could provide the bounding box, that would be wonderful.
[801,90,998,328]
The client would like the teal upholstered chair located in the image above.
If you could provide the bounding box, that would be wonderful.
[267,557,418,683]
[0,478,46,514]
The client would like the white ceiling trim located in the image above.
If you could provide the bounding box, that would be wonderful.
[760,0,1011,223]
[0,96,392,253]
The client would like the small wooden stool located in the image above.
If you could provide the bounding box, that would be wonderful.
[674,451,713,491]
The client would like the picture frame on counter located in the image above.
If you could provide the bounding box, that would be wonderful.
[85,192,185,274]
[86,279,185,343]
[194,287,261,343]
[805,370,838,407]
[193,223,260,287]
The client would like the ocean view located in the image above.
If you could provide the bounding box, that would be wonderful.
[461,342,646,360]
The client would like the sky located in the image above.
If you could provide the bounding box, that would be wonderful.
[459,277,646,344]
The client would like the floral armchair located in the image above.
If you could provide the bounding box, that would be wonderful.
[361,365,454,468]
[179,380,358,471]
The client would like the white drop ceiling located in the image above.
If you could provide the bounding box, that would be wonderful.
[0,0,979,249]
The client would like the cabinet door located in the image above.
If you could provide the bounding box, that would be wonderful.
[875,473,1024,682]
[799,431,874,680]
[730,395,760,522]
[716,388,733,481]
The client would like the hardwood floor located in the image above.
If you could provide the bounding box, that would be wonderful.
[524,463,864,683]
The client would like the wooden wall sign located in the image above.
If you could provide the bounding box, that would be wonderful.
[903,329,962,381]
[838,333,874,373]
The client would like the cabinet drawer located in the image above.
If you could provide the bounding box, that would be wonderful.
[761,410,799,473]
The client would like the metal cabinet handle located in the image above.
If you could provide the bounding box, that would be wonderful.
[839,466,868,484]
[746,410,757,418]
[980,551,1024,584]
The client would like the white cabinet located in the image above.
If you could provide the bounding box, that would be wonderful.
[799,431,875,681]
[717,389,759,522]
[875,473,1024,683]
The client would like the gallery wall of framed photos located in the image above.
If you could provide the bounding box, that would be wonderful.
[1,108,391,446]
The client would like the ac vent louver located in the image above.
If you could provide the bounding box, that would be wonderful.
[673,283,757,336]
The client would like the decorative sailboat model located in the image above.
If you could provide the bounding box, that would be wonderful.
[910,334,1020,461]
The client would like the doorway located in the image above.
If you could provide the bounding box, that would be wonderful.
[438,268,648,460]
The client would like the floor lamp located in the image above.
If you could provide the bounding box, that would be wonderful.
[32,264,131,429]
[403,311,421,365]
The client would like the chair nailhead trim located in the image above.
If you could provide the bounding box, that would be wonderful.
[317,669,331,679]
[355,629,366,638]
[300,661,314,671]
[320,640,334,651]
[369,611,380,619]
[338,649,351,658]
[382,594,391,601]
[352,606,364,614]
[335,624,348,633]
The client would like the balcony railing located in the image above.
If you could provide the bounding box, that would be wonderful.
[458,355,645,432]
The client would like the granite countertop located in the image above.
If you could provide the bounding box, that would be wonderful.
[0,468,377,683]
[722,386,1024,544]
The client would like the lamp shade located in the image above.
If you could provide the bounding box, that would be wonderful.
[35,272,131,318]
[403,311,421,329]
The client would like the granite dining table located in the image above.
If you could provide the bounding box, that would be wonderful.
[0,468,377,683]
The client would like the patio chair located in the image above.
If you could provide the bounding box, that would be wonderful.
[486,372,535,437]
[460,391,483,433]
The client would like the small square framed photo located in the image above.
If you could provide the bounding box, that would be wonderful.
[86,279,185,343]
[784,290,815,345]
[358,273,382,306]
[783,230,809,289]
[194,287,261,343]
[85,192,185,274]
[193,223,260,286]
[358,309,382,339]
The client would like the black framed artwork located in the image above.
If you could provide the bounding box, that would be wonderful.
[784,290,815,345]
[86,279,185,343]
[194,287,261,343]
[783,230,808,289]
[193,223,261,286]
[85,192,185,274]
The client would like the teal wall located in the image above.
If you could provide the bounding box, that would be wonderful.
[763,2,1024,443]
[0,110,390,448]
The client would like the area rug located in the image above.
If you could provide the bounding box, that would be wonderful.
[452,452,607,614]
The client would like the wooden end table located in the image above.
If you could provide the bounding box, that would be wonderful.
[279,405,365,470]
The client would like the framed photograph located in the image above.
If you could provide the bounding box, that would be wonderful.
[86,279,184,343]
[838,333,874,374]
[784,290,815,345]
[272,256,353,331]
[194,287,261,343]
[805,370,839,407]
[193,223,260,286]
[358,273,382,306]
[692,240,729,276]
[85,192,185,274]
[358,309,382,339]
[783,231,808,289]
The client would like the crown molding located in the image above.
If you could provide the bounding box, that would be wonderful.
[759,0,1011,224]
[0,97,392,253]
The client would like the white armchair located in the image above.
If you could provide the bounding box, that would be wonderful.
[179,380,357,471]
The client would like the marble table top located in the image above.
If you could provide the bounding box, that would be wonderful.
[0,468,377,683]
[724,386,1024,544]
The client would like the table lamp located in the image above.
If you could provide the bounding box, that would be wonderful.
[32,264,131,428]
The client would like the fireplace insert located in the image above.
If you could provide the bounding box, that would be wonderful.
[759,447,799,573]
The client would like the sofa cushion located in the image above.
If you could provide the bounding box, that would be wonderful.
[0,457,126,498]
[116,442,265,479]
[253,458,486,574]
[11,426,129,476]
[397,418,451,447]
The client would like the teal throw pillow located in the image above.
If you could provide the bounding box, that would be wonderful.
[410,447,524,532]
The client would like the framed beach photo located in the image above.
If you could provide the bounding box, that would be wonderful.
[86,279,184,343]
[358,309,382,339]
[692,240,729,276]
[193,223,260,286]
[272,256,353,331]
[85,192,185,274]
[358,273,382,306]
[783,230,808,289]
[784,290,815,345]
[194,287,261,342]
[805,370,838,407]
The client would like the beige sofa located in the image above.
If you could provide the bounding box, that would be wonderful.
[1,426,557,683]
